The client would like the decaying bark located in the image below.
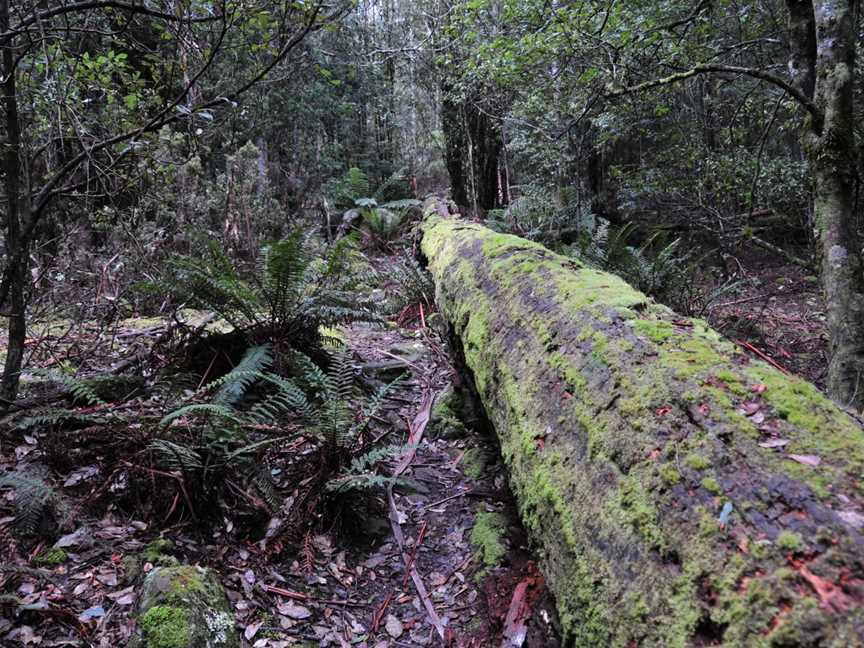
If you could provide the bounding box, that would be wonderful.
[421,209,864,646]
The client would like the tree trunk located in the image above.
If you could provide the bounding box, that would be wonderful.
[440,85,469,208]
[440,80,502,213]
[421,207,864,645]
[808,0,864,411]
[0,0,28,408]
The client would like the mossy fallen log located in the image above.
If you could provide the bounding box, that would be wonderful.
[420,211,864,646]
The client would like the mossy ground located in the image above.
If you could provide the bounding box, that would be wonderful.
[470,510,507,569]
[35,547,68,565]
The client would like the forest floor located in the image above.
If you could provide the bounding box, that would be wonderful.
[706,246,827,389]
[0,230,830,648]
[0,247,560,647]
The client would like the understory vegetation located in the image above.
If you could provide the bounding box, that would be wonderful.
[1,0,863,645]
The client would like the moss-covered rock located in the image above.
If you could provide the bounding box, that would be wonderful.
[142,538,179,566]
[136,565,238,648]
[421,207,864,646]
[80,374,146,403]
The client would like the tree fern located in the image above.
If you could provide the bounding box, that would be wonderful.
[164,230,382,355]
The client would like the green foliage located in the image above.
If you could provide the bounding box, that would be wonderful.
[29,368,107,407]
[152,344,403,516]
[16,409,100,432]
[0,471,68,537]
[165,232,382,351]
[327,167,421,241]
[387,256,435,314]
[325,445,401,493]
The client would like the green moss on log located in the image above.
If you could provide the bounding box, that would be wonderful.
[421,210,864,646]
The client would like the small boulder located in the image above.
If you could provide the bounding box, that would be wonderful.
[136,565,238,648]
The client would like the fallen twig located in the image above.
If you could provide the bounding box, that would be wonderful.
[370,591,394,633]
[735,340,789,374]
[263,584,365,608]
[402,520,428,588]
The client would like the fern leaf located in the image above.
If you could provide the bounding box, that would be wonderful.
[29,369,106,407]
[212,345,273,405]
[0,472,67,537]
[159,403,244,427]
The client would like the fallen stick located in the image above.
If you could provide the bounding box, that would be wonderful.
[386,488,446,641]
[370,591,394,633]
[263,585,365,608]
[735,339,790,374]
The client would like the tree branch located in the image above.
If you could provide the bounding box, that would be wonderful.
[604,63,823,128]
[0,2,345,311]
[1,0,222,45]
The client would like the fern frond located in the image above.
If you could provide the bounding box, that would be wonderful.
[159,403,244,427]
[225,436,292,461]
[16,408,98,431]
[29,369,106,407]
[148,439,204,471]
[211,345,274,405]
[346,167,370,200]
[0,472,67,537]
[353,373,405,438]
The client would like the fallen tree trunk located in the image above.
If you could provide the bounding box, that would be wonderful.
[420,208,864,646]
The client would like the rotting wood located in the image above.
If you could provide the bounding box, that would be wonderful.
[420,201,864,646]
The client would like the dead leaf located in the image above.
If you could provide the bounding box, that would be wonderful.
[792,560,854,613]
[838,510,864,530]
[245,620,263,641]
[277,601,312,620]
[788,454,821,466]
[385,614,404,639]
[739,402,762,416]
[758,439,790,449]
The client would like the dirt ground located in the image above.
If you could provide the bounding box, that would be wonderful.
[705,243,828,389]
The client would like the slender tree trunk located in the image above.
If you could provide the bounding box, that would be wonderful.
[465,105,502,211]
[441,83,469,207]
[807,0,864,410]
[0,0,28,407]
